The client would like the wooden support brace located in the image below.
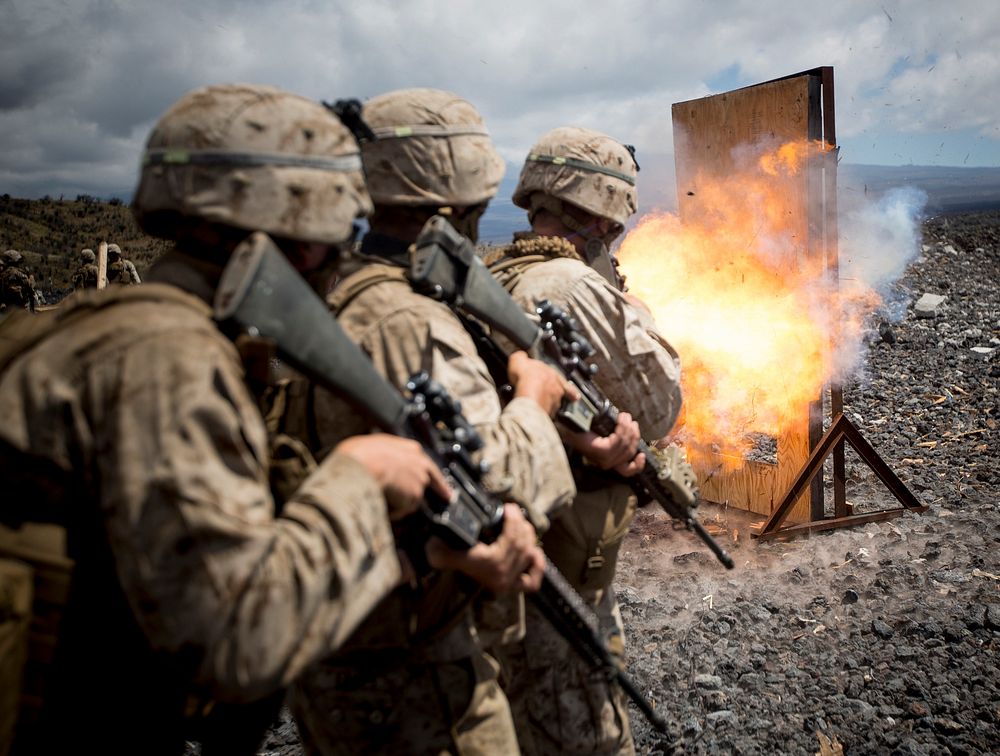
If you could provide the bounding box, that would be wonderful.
[752,413,926,540]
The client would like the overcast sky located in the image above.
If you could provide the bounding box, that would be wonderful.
[1,0,997,203]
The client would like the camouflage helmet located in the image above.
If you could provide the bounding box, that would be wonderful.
[3,249,22,264]
[512,127,638,229]
[361,88,505,207]
[106,243,122,261]
[134,84,372,244]
[80,248,96,263]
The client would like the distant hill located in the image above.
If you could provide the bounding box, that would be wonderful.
[838,164,1000,216]
[0,194,170,303]
[3,162,998,301]
[478,161,1000,244]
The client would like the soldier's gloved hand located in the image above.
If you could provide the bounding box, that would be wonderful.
[425,503,544,594]
[565,411,646,477]
[334,434,452,520]
[507,350,579,417]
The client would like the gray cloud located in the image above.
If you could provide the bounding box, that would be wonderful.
[1,0,997,199]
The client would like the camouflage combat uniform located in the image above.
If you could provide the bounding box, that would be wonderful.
[287,237,576,756]
[0,281,399,754]
[0,84,392,755]
[107,244,142,285]
[72,249,99,290]
[287,88,576,756]
[487,236,681,755]
[487,127,683,756]
[0,251,37,311]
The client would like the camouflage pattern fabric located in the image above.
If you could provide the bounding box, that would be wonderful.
[291,649,517,756]
[71,263,99,290]
[488,243,682,755]
[0,266,36,310]
[108,258,140,285]
[512,127,638,229]
[0,278,400,750]
[287,241,576,755]
[497,590,634,756]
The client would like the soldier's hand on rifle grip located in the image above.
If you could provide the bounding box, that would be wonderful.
[425,504,544,594]
[506,350,579,418]
[565,411,646,476]
[334,434,452,519]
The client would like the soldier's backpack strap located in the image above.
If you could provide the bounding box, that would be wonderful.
[327,263,408,315]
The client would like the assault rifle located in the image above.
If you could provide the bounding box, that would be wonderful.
[409,216,735,570]
[213,233,670,735]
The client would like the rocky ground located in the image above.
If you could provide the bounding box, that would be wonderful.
[622,210,1000,755]
[234,210,999,755]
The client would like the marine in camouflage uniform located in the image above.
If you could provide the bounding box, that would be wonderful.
[71,248,99,290]
[106,243,142,284]
[0,84,448,755]
[1,249,37,312]
[287,89,577,756]
[486,128,683,756]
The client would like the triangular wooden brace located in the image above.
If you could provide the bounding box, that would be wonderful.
[752,413,927,540]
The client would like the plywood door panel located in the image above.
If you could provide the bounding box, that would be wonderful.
[672,73,823,522]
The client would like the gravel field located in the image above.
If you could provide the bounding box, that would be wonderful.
[622,210,1000,755]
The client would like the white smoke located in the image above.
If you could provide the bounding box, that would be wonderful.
[838,185,928,320]
[831,184,928,383]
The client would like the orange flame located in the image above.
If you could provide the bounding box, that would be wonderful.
[618,139,870,466]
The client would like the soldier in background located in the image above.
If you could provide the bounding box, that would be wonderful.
[107,242,141,284]
[286,88,579,756]
[0,83,450,755]
[0,249,37,312]
[71,248,99,290]
[485,127,684,755]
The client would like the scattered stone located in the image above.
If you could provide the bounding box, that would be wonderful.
[914,293,947,318]
[694,673,723,690]
[705,710,738,726]
[681,716,702,738]
[970,346,997,361]
[984,605,1000,631]
[672,552,709,566]
[879,320,897,344]
[907,702,930,718]
[872,619,895,639]
[933,718,963,734]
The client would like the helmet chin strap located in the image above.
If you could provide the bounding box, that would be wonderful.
[528,194,622,287]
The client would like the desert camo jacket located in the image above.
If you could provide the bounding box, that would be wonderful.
[288,236,575,660]
[487,239,681,756]
[489,243,683,591]
[0,281,401,708]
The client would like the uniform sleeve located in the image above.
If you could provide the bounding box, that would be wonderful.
[510,258,683,439]
[98,328,400,702]
[355,297,575,525]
